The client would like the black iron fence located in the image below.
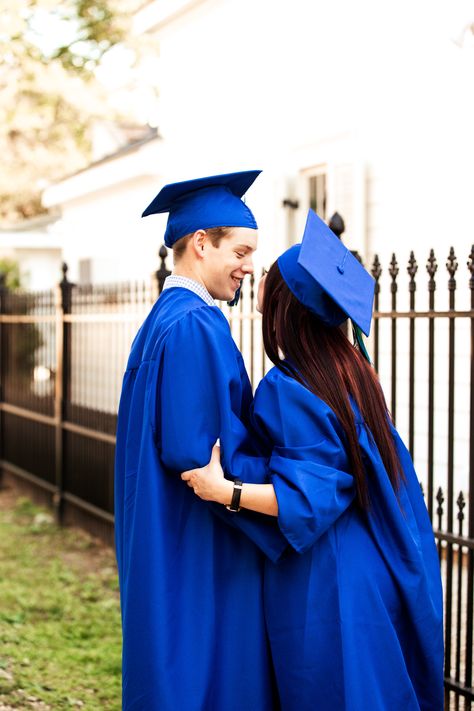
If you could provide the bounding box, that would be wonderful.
[371,248,474,709]
[0,244,473,707]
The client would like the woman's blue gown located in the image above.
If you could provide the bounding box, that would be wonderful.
[251,366,444,711]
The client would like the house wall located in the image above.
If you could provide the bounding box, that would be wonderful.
[145,0,473,267]
[44,141,166,284]
[45,0,474,277]
[0,231,62,291]
[42,0,474,497]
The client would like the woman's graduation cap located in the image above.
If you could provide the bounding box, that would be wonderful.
[278,209,375,357]
[142,170,261,247]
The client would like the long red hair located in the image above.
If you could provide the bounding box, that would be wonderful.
[262,261,402,509]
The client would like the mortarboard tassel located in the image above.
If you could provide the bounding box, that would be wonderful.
[352,322,372,365]
[227,285,241,307]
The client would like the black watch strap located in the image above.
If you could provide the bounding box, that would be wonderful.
[225,479,243,512]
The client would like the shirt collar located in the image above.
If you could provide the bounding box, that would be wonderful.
[162,275,215,307]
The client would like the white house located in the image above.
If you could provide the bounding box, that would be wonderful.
[0,213,62,290]
[41,0,474,497]
[42,0,474,283]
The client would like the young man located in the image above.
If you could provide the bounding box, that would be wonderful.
[114,171,287,711]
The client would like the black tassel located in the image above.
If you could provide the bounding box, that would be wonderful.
[227,285,241,307]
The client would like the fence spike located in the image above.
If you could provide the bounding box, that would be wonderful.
[436,486,445,517]
[467,244,474,287]
[371,254,382,282]
[60,262,70,285]
[328,212,345,238]
[389,253,399,278]
[407,251,418,276]
[446,247,458,290]
[156,245,171,294]
[426,249,438,292]
[407,251,418,294]
[456,491,465,522]
[389,253,399,296]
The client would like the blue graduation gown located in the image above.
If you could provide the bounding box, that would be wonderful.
[114,288,287,711]
[251,366,444,711]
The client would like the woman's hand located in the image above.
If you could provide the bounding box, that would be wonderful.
[181,444,233,505]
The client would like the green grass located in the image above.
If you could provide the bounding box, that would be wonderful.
[0,492,121,710]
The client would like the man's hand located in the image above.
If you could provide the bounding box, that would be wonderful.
[181,444,233,505]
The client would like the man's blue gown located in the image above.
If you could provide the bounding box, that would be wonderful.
[250,366,444,711]
[114,288,286,711]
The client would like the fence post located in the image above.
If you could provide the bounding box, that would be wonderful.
[155,245,171,295]
[0,273,6,489]
[53,263,73,523]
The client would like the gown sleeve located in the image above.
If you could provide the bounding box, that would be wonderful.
[251,369,356,554]
[153,305,265,477]
[154,307,223,472]
[148,305,288,562]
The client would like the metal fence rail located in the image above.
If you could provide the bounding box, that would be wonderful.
[0,244,473,707]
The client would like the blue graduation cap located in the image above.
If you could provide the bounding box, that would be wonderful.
[278,209,375,339]
[142,170,261,247]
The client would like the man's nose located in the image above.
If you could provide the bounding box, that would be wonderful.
[241,257,254,275]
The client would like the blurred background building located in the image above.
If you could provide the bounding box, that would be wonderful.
[37,0,474,284]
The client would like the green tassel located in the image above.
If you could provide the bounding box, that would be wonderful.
[352,322,372,364]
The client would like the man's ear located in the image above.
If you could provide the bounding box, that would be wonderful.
[191,230,207,258]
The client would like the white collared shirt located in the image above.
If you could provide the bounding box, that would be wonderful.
[162,275,215,307]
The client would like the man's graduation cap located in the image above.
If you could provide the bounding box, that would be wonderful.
[142,170,261,248]
[278,209,375,357]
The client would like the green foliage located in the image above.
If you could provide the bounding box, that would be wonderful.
[0,258,21,289]
[0,493,121,709]
[0,0,139,224]
[0,260,44,381]
[22,0,130,78]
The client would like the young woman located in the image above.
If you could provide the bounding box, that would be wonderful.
[182,210,444,711]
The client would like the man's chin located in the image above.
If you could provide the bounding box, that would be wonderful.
[209,289,234,302]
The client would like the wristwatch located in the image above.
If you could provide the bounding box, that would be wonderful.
[226,479,243,512]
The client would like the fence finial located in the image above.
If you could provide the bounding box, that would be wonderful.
[371,254,382,281]
[436,486,444,526]
[60,262,70,286]
[156,245,171,294]
[446,247,458,291]
[407,251,418,297]
[59,262,74,313]
[389,253,399,294]
[328,212,345,239]
[456,491,465,524]
[426,249,438,292]
[467,245,474,288]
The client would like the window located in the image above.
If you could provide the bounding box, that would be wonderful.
[308,170,327,220]
[78,258,92,284]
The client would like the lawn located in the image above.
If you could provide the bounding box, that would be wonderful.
[0,488,121,710]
